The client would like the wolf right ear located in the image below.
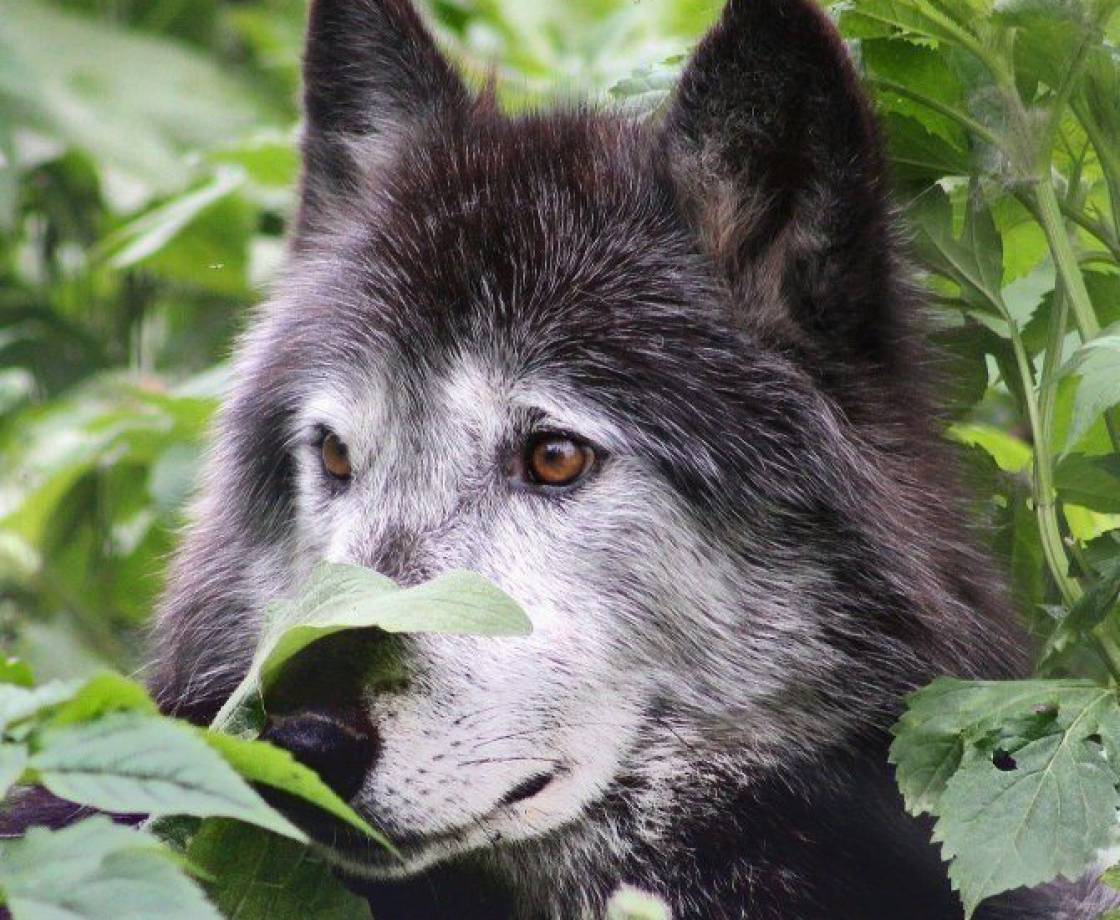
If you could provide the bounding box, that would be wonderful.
[662,0,907,402]
[297,0,469,235]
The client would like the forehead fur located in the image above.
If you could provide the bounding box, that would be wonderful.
[298,110,722,362]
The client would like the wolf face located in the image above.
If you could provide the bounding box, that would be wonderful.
[151,1,1038,917]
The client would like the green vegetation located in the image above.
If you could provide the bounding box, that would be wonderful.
[0,565,527,919]
[1,0,1119,916]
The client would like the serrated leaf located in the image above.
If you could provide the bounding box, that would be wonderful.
[0,816,219,920]
[938,717,1120,916]
[28,712,304,841]
[890,678,1112,813]
[199,731,392,849]
[892,679,1120,915]
[1060,324,1120,455]
[186,818,371,920]
[212,565,531,731]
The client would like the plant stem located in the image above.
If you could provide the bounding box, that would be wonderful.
[1034,178,1101,339]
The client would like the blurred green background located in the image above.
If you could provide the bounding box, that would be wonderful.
[1,0,1118,683]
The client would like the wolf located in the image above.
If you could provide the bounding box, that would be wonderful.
[142,0,1108,917]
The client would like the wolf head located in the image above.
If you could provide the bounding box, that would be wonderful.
[152,0,1023,913]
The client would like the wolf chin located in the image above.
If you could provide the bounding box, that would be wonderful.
[148,1,1109,917]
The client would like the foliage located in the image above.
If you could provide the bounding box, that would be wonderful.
[1,0,1120,917]
[0,566,528,919]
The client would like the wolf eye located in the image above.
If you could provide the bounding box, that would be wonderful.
[524,433,594,488]
[320,432,352,480]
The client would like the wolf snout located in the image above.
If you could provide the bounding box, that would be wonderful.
[261,709,379,801]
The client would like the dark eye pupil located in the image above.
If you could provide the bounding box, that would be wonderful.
[541,441,574,467]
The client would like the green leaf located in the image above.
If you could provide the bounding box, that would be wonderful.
[1044,559,1120,661]
[908,185,1008,311]
[1055,454,1120,513]
[186,819,371,920]
[948,423,1033,473]
[840,0,986,49]
[199,731,391,849]
[891,679,1120,915]
[212,565,531,731]
[28,713,305,841]
[0,681,83,733]
[0,816,219,920]
[1059,323,1120,455]
[0,742,29,800]
[260,567,531,691]
[0,0,276,195]
[938,711,1119,916]
[99,168,250,296]
[46,673,158,728]
[890,678,1111,812]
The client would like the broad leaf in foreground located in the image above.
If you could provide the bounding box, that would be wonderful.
[891,679,1120,916]
[187,818,372,920]
[28,713,304,841]
[0,816,219,920]
[212,564,532,731]
[200,731,392,850]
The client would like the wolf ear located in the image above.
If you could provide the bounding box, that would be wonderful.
[663,0,904,394]
[297,0,468,234]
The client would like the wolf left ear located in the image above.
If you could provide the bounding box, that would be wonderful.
[663,0,905,395]
[297,0,468,235]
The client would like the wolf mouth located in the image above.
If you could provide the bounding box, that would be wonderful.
[277,769,563,875]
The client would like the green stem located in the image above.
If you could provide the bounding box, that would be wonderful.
[1034,178,1102,339]
[1034,288,1120,682]
[1014,190,1120,260]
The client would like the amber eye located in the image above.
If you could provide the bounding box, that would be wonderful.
[320,432,352,480]
[524,433,594,487]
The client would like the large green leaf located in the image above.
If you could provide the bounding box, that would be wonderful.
[187,819,372,920]
[891,679,1120,916]
[212,565,532,731]
[28,713,305,841]
[0,816,219,920]
[199,732,390,849]
[937,702,1120,916]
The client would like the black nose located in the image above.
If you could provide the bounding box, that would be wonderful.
[260,711,378,801]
